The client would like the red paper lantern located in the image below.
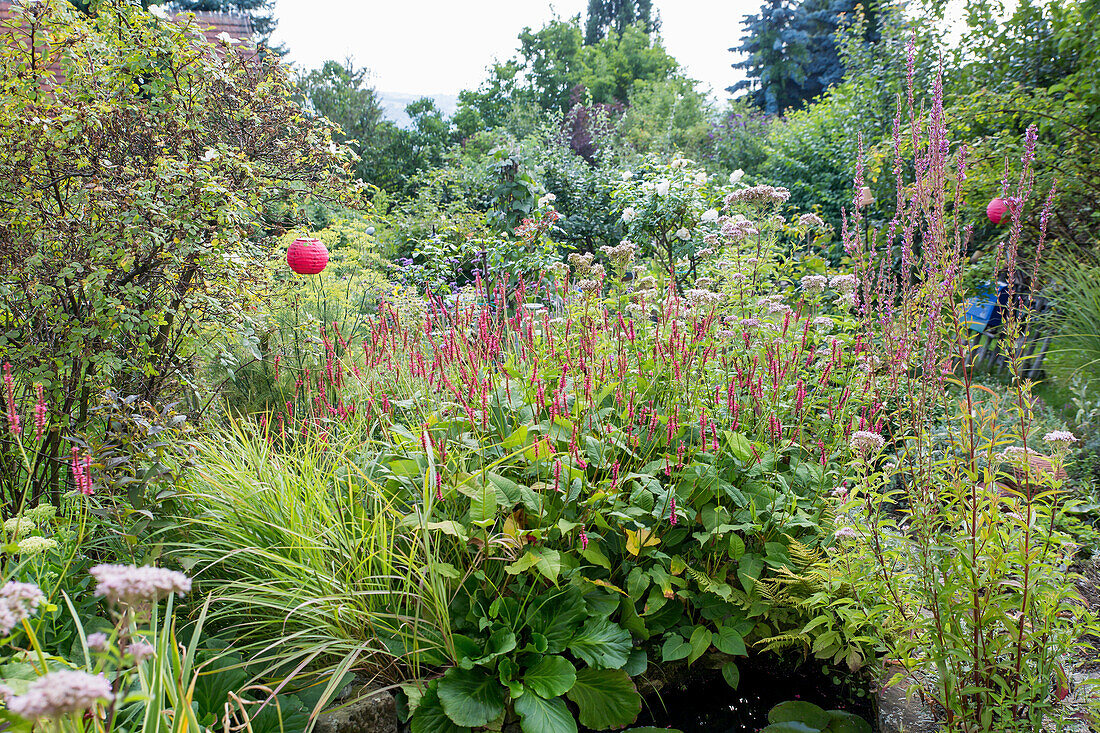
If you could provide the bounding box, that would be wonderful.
[286,237,329,275]
[986,197,1009,225]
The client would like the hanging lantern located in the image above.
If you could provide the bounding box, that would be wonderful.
[986,197,1009,225]
[856,186,874,209]
[286,237,329,275]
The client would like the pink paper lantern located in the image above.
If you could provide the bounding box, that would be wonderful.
[986,197,1009,225]
[286,237,329,275]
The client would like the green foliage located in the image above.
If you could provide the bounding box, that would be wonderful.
[0,0,351,504]
[761,700,871,733]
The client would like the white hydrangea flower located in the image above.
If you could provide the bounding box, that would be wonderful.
[621,207,637,223]
[148,5,169,19]
[215,32,240,45]
[701,208,719,222]
[656,180,670,196]
[675,228,691,241]
[201,149,219,162]
[729,169,744,184]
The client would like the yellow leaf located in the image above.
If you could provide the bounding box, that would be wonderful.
[584,578,629,597]
[626,527,660,556]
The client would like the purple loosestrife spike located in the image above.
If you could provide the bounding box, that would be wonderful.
[2,362,19,435]
[33,384,46,441]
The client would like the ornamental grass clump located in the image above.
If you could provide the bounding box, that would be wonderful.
[824,39,1094,731]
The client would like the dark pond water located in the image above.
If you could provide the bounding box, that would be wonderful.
[629,661,876,732]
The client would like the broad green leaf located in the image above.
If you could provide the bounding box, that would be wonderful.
[506,547,562,584]
[529,589,587,654]
[468,479,499,526]
[737,553,764,592]
[824,711,872,733]
[501,425,528,449]
[410,684,471,733]
[768,701,830,728]
[436,668,507,728]
[714,626,747,656]
[688,626,712,664]
[721,661,740,690]
[623,649,647,677]
[566,667,641,730]
[514,690,577,733]
[661,634,691,662]
[727,534,746,560]
[523,656,576,699]
[760,724,819,733]
[580,543,612,569]
[568,618,631,670]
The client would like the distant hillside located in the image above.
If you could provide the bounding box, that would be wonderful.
[378,91,459,128]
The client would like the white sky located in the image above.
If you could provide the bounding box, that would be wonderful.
[270,0,759,100]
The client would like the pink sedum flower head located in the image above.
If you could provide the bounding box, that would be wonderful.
[90,564,191,605]
[6,670,113,720]
[127,639,156,663]
[850,431,886,459]
[0,581,44,636]
[86,632,109,652]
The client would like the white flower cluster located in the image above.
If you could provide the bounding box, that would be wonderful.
[849,430,886,458]
[724,185,791,206]
[1043,431,1077,450]
[685,289,724,307]
[599,240,637,267]
[17,536,58,556]
[797,213,826,229]
[800,275,827,294]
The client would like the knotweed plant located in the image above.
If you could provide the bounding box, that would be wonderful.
[830,42,1093,731]
[176,173,906,730]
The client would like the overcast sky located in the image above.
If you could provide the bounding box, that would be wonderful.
[270,0,759,100]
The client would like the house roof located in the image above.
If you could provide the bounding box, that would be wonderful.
[0,2,255,86]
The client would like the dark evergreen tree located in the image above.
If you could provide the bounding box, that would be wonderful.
[584,0,659,44]
[728,0,809,115]
[729,0,876,115]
